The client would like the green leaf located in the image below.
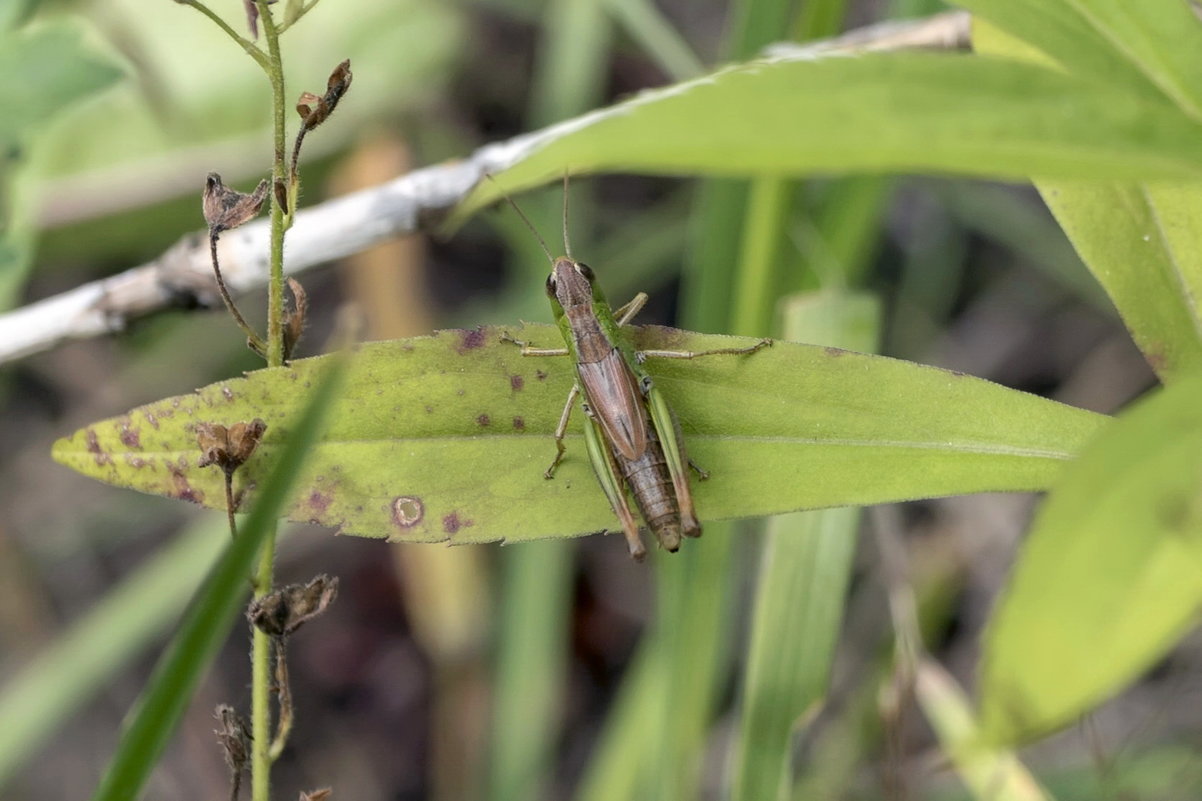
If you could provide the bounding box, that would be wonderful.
[462,51,1202,218]
[90,348,348,801]
[55,326,1106,545]
[1038,181,1202,380]
[0,21,125,144]
[955,0,1179,103]
[980,372,1202,744]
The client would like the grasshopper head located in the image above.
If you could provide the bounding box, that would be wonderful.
[545,256,598,313]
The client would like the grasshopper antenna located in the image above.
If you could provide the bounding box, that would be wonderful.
[561,171,573,258]
[484,173,554,265]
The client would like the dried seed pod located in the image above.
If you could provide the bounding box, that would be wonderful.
[247,574,339,638]
[282,278,308,360]
[296,60,352,133]
[196,419,268,475]
[203,173,269,234]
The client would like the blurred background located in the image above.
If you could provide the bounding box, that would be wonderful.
[2,0,1198,799]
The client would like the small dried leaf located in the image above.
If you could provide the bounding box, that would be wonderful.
[203,174,269,234]
[247,574,339,638]
[274,177,289,215]
[283,278,308,360]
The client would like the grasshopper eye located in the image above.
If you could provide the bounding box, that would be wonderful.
[576,263,595,282]
[545,273,557,297]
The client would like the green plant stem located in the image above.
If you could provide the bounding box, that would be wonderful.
[259,4,289,369]
[251,4,289,801]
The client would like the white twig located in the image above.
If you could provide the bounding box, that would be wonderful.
[0,11,969,365]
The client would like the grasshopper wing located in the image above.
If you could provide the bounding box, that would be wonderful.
[577,349,649,461]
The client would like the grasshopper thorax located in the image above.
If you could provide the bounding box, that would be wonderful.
[545,257,596,311]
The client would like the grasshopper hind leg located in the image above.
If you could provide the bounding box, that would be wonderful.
[583,415,647,560]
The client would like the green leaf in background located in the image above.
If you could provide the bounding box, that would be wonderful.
[460,51,1202,218]
[979,372,1202,744]
[1038,181,1202,381]
[969,18,1202,382]
[0,21,124,145]
[954,0,1189,105]
[55,326,1107,545]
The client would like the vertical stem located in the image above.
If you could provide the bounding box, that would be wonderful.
[250,534,276,801]
[259,3,288,369]
[251,4,288,801]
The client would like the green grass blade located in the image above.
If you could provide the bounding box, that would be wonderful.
[980,370,1202,743]
[731,291,878,801]
[916,660,1052,801]
[89,349,349,801]
[0,517,227,791]
[604,0,703,81]
[573,644,658,801]
[487,542,574,801]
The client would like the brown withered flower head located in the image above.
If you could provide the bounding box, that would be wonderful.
[196,419,268,476]
[203,173,269,235]
[247,574,339,638]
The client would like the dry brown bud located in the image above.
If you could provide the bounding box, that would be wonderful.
[247,574,339,638]
[296,60,352,132]
[214,704,251,786]
[196,419,268,475]
[203,173,269,234]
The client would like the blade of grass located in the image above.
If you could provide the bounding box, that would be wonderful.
[89,346,349,801]
[0,516,227,791]
[730,291,879,801]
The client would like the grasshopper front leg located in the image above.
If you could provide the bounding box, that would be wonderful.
[638,338,773,361]
[502,332,576,478]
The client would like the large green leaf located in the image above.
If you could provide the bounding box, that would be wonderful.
[55,326,1106,546]
[461,51,1202,217]
[980,372,1202,744]
[0,21,124,145]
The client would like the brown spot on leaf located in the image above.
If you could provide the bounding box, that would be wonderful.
[456,327,487,354]
[510,375,525,391]
[144,411,160,429]
[119,421,141,449]
[824,346,846,357]
[476,414,491,427]
[169,469,204,505]
[125,455,147,469]
[443,512,474,534]
[425,405,434,414]
[536,369,548,381]
[222,386,235,402]
[85,429,112,466]
[512,416,525,430]
[309,491,331,516]
[392,496,424,528]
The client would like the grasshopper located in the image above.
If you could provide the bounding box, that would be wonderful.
[500,179,770,560]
